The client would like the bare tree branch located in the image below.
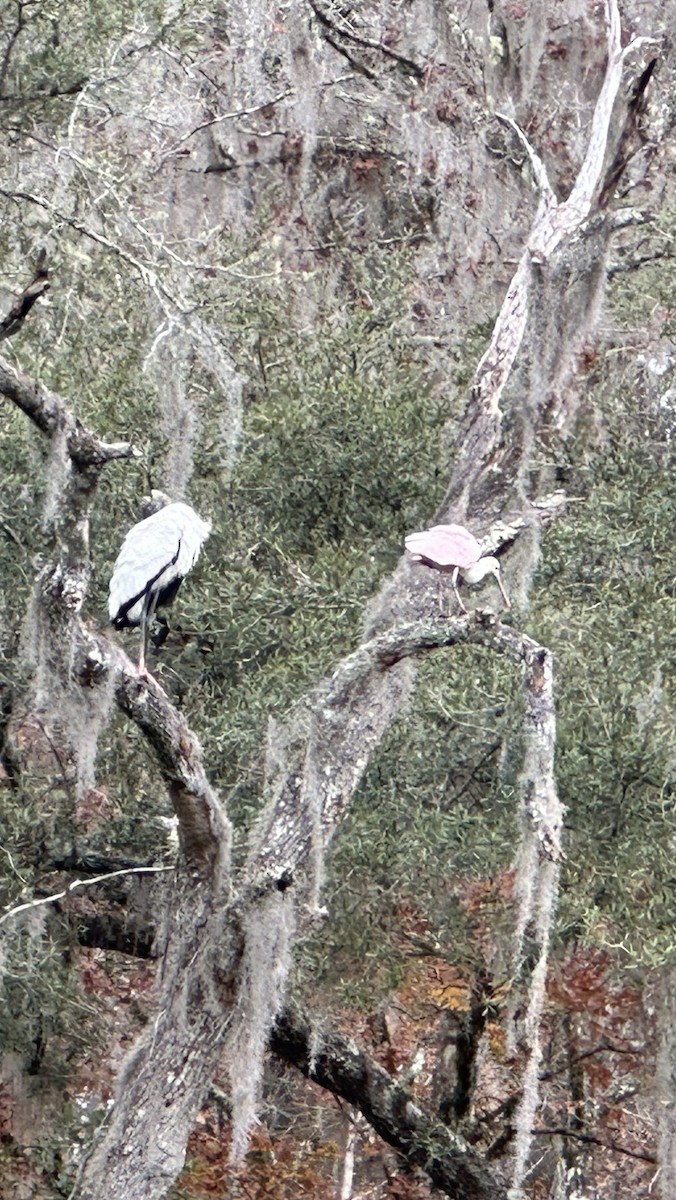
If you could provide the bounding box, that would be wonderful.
[598,55,659,208]
[164,89,295,156]
[109,650,232,873]
[0,249,49,341]
[55,890,509,1200]
[0,865,172,928]
[441,0,659,515]
[271,1005,508,1200]
[62,596,550,1200]
[0,187,187,312]
[306,0,425,80]
[533,1126,656,1166]
[0,353,138,466]
[248,611,559,886]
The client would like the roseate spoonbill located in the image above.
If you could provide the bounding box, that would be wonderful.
[108,492,211,674]
[405,523,510,613]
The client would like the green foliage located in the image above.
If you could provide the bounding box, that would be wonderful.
[0,0,171,112]
[0,234,452,1030]
[529,240,676,963]
[149,252,449,810]
[0,912,94,1083]
[2,14,676,1178]
[302,212,676,998]
[532,445,676,960]
[302,648,523,1005]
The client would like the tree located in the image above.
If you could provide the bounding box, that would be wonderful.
[0,1,673,1198]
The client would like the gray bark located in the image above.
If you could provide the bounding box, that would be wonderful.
[271,1005,507,1200]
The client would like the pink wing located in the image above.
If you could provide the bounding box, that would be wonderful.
[405,523,481,568]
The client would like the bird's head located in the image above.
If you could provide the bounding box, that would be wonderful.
[462,556,510,609]
[140,490,172,519]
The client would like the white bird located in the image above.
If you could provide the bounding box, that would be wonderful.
[108,494,211,675]
[405,522,510,613]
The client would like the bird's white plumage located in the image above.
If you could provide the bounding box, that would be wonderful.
[108,502,211,627]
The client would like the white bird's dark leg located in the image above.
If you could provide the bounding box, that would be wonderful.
[452,566,467,613]
[138,609,149,676]
[139,590,159,676]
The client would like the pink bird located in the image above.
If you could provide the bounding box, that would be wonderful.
[405,523,510,613]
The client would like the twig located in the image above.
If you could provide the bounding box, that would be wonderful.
[608,251,669,277]
[495,113,554,198]
[0,865,173,927]
[307,0,425,80]
[0,187,185,313]
[164,89,295,156]
[533,1126,656,1165]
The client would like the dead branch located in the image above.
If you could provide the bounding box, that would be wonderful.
[533,1127,656,1166]
[249,612,560,883]
[165,89,295,156]
[598,56,659,209]
[441,0,659,516]
[307,0,425,80]
[0,250,50,342]
[271,1005,508,1200]
[510,643,562,1191]
[0,865,172,927]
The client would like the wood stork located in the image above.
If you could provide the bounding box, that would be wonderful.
[108,493,211,675]
[405,522,510,613]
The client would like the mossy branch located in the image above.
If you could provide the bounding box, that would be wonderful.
[0,353,138,466]
[271,1004,508,1200]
